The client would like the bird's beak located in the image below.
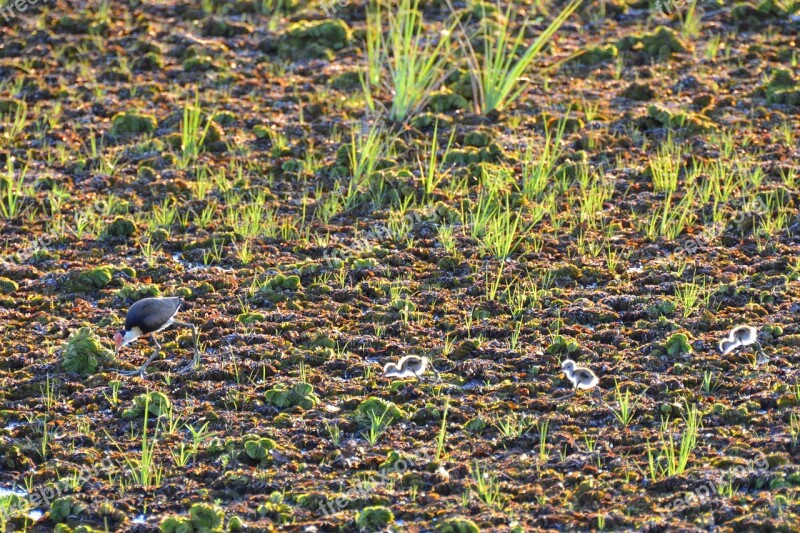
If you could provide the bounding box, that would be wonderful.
[113,332,123,355]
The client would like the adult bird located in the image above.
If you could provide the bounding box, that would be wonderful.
[113,297,200,377]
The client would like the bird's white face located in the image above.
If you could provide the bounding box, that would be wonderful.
[114,328,142,353]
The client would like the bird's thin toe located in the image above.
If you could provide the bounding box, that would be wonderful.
[176,364,198,375]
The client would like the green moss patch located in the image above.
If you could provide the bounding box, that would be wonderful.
[618,26,688,60]
[277,20,350,60]
[110,111,157,136]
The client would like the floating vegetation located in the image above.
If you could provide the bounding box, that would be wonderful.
[160,502,226,533]
[61,327,113,376]
[264,382,319,410]
[61,265,114,293]
[122,391,172,419]
[1,0,798,529]
[355,505,395,531]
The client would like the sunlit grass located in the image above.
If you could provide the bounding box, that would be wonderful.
[374,0,456,121]
[418,120,455,198]
[610,381,643,428]
[674,274,709,318]
[646,403,702,481]
[178,96,214,169]
[0,156,29,220]
[519,115,567,201]
[649,136,683,193]
[469,460,505,509]
[469,192,524,260]
[462,0,582,113]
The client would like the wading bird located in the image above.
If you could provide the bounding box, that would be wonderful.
[113,297,200,377]
[561,359,599,393]
[383,355,441,382]
[719,324,766,364]
[719,325,758,355]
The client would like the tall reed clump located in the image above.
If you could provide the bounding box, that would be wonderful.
[462,0,582,114]
[368,0,456,122]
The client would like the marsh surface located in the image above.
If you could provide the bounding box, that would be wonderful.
[0,0,799,531]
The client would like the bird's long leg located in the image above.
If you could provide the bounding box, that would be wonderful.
[430,364,442,383]
[555,389,576,401]
[173,321,201,374]
[116,336,161,377]
[754,341,769,365]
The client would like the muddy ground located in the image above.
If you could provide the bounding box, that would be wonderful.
[0,0,799,531]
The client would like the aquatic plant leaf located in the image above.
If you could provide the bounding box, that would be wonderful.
[437,517,481,533]
[159,516,194,533]
[189,502,224,530]
[122,391,172,419]
[356,506,395,531]
[243,435,277,460]
[62,327,112,376]
[354,397,406,426]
